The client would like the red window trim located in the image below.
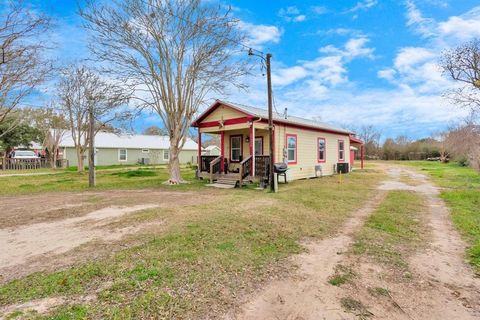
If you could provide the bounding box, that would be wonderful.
[338,139,345,162]
[230,134,243,163]
[317,137,326,163]
[285,133,297,165]
[254,136,264,155]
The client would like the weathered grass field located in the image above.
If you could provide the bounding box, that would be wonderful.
[0,165,384,319]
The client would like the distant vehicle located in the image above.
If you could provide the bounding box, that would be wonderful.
[10,150,39,159]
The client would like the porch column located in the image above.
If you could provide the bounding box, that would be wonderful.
[197,128,202,174]
[361,144,364,169]
[250,122,255,176]
[220,130,225,173]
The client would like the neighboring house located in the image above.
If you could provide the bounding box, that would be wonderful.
[203,145,221,156]
[192,100,364,184]
[58,132,199,167]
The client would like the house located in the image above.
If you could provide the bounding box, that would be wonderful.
[203,145,221,156]
[191,100,364,185]
[58,131,199,167]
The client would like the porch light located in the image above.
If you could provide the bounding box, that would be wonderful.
[245,136,250,143]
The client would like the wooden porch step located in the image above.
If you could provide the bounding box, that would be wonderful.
[216,178,239,186]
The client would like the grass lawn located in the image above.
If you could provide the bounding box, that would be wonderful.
[0,167,384,319]
[352,191,427,274]
[0,165,204,195]
[401,161,480,272]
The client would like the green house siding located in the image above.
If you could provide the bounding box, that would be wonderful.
[63,147,196,167]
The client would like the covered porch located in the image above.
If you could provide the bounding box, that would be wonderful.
[197,120,272,186]
[349,136,365,170]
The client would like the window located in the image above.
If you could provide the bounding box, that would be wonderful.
[230,135,242,162]
[338,140,345,161]
[286,134,297,164]
[119,149,127,161]
[318,138,326,162]
[142,149,150,153]
[163,149,170,161]
[254,137,263,155]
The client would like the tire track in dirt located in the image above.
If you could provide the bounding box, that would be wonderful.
[225,190,387,320]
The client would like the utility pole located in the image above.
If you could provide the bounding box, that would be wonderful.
[266,53,275,192]
[88,100,96,187]
[249,49,275,191]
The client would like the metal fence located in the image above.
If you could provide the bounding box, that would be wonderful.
[0,158,69,170]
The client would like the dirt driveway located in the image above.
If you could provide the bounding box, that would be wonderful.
[0,189,217,283]
[226,164,480,320]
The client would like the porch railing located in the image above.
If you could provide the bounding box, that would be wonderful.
[239,155,252,186]
[254,155,270,179]
[200,155,218,172]
[209,156,222,183]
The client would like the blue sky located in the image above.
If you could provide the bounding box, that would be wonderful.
[31,0,480,139]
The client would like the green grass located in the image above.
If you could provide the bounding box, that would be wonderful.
[0,165,203,195]
[402,161,480,272]
[328,265,355,286]
[0,169,384,319]
[352,191,426,272]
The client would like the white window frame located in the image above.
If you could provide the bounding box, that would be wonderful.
[163,149,170,161]
[118,149,127,161]
[230,135,242,162]
[286,134,297,164]
[318,137,326,162]
[142,149,150,154]
[338,140,345,161]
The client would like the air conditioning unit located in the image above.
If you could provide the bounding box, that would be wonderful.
[336,163,349,174]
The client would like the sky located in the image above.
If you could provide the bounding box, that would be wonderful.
[28,0,480,139]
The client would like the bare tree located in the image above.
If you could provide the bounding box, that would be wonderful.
[440,38,480,114]
[355,125,381,159]
[144,125,168,136]
[0,0,51,136]
[27,107,69,168]
[58,66,130,172]
[80,0,248,183]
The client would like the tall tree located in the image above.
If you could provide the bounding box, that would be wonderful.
[143,125,168,136]
[80,0,248,183]
[0,0,51,136]
[58,66,130,172]
[27,107,69,168]
[0,113,41,169]
[355,125,381,159]
[440,38,480,114]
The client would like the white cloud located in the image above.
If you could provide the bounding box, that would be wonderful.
[311,6,328,15]
[272,66,308,86]
[438,7,480,40]
[405,0,437,37]
[345,0,378,13]
[293,15,306,22]
[237,21,282,47]
[378,69,396,81]
[278,6,307,22]
[271,37,375,88]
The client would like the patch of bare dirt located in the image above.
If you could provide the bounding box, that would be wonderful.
[0,189,218,283]
[227,164,480,320]
[224,191,387,320]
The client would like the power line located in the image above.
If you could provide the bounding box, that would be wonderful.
[138,0,264,55]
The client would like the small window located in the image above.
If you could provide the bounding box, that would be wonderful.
[338,140,345,161]
[318,138,326,162]
[230,135,242,162]
[163,149,170,161]
[142,149,150,153]
[119,149,127,161]
[286,134,297,163]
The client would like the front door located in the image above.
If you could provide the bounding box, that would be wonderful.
[254,137,263,155]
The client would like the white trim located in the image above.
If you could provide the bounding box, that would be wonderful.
[163,149,170,161]
[142,149,150,153]
[118,149,127,161]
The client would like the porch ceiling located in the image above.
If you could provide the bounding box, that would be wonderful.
[200,122,268,134]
